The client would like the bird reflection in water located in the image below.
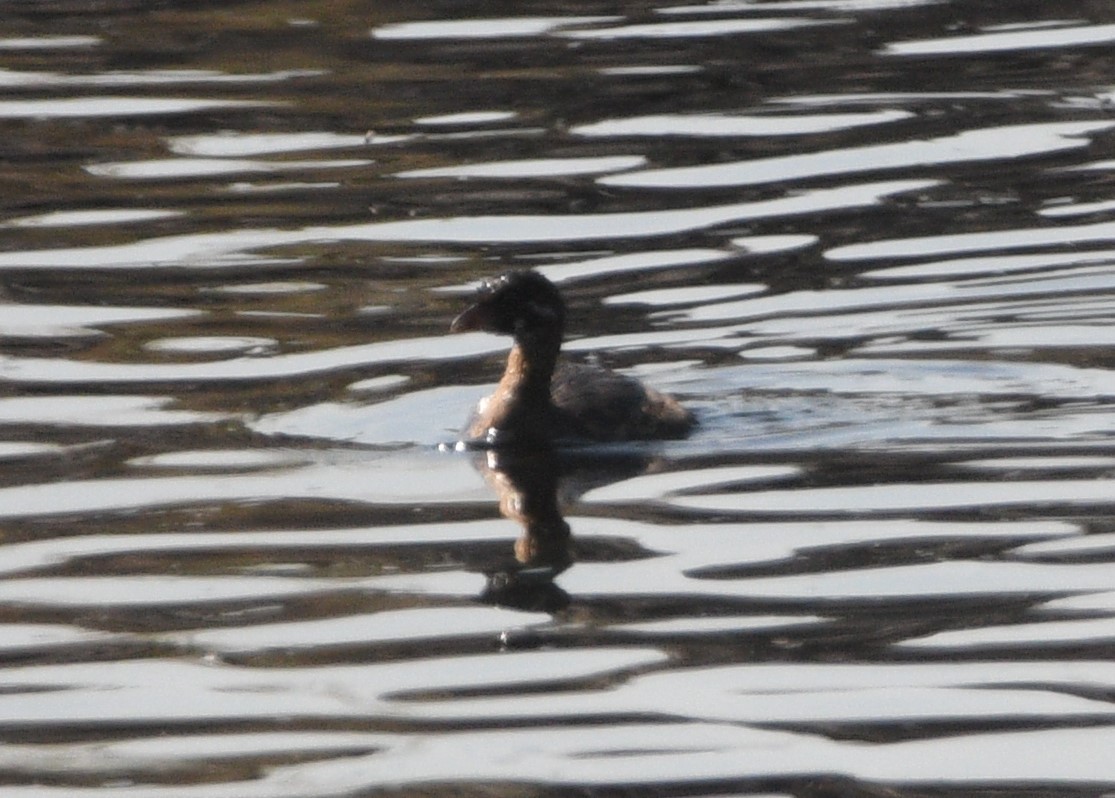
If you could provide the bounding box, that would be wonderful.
[471,445,572,612]
[469,444,659,613]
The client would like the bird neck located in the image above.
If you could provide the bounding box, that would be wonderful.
[500,332,561,402]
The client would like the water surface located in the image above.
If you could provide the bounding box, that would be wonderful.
[3,1,1115,795]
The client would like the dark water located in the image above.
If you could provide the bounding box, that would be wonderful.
[3,0,1115,795]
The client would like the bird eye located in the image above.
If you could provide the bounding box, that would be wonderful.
[524,300,557,321]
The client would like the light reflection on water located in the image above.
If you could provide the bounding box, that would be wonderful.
[2,0,1115,795]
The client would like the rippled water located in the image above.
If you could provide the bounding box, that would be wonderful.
[3,1,1115,795]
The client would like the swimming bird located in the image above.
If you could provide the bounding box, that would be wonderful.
[451,270,694,447]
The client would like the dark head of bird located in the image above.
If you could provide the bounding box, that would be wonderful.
[450,270,566,344]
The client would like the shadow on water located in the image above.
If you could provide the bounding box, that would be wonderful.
[4,0,1115,795]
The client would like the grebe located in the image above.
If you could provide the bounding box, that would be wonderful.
[451,270,694,447]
